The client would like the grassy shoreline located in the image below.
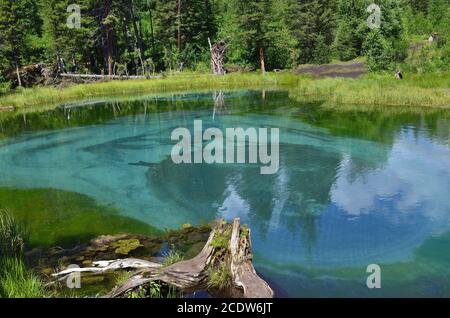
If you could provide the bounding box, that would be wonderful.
[0,73,297,111]
[0,72,449,113]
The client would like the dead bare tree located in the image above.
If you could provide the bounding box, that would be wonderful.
[208,38,227,75]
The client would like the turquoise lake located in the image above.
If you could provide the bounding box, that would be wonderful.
[1,90,450,297]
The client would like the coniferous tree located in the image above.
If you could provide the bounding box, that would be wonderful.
[0,0,448,82]
[265,0,299,69]
[333,0,367,61]
[363,29,395,71]
[313,35,331,64]
[237,0,271,72]
[295,0,337,64]
[0,0,38,86]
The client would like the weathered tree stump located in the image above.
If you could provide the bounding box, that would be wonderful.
[230,218,274,298]
[51,218,274,298]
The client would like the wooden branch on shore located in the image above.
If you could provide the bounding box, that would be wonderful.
[59,73,161,80]
[51,218,274,298]
[52,258,161,277]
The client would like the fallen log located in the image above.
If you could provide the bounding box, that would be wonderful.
[59,73,161,80]
[0,106,15,112]
[51,218,274,298]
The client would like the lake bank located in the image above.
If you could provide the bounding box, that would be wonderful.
[0,72,449,114]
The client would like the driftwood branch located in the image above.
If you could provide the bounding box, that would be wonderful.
[52,258,161,277]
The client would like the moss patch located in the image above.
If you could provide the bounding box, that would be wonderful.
[111,239,144,255]
[0,187,161,247]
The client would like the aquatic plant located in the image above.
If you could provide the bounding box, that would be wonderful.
[0,210,47,298]
[128,286,148,299]
[111,239,143,255]
[211,226,232,251]
[126,281,180,298]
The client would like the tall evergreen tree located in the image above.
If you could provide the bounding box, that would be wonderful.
[265,0,299,69]
[295,0,337,64]
[0,0,38,86]
[0,0,447,81]
[333,0,367,61]
[237,0,271,72]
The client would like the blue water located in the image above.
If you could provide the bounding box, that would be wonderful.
[1,90,450,297]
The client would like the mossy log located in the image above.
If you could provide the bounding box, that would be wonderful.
[51,218,274,298]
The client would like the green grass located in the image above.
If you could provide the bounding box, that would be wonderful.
[113,271,133,286]
[0,209,28,257]
[0,73,299,111]
[162,249,184,267]
[207,262,231,290]
[0,257,47,298]
[0,211,47,298]
[0,188,161,247]
[289,72,450,111]
[0,72,448,114]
